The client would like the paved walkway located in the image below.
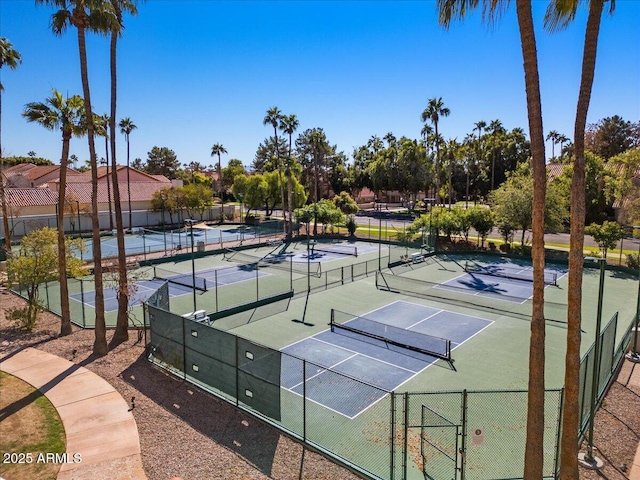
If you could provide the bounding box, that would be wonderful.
[0,348,146,480]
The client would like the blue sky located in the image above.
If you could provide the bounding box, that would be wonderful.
[1,0,639,170]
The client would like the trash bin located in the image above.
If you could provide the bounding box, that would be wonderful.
[197,241,205,252]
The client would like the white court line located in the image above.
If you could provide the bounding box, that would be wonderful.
[312,337,419,374]
[384,319,495,402]
[287,352,359,391]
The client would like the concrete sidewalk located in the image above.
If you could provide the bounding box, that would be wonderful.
[0,347,146,480]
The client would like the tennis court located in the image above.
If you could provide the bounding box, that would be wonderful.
[71,264,271,312]
[439,261,567,303]
[280,300,492,417]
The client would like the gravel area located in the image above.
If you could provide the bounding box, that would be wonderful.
[1,285,638,480]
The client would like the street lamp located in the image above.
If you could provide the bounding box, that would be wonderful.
[579,257,606,469]
[627,226,640,363]
[185,218,197,312]
[75,200,82,261]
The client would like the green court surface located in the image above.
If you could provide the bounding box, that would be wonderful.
[18,242,638,480]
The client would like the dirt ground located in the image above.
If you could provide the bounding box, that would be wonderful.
[1,286,638,480]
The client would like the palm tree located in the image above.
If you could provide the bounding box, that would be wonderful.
[546,129,560,160]
[557,133,570,161]
[119,117,136,229]
[473,120,486,194]
[263,107,285,231]
[109,0,137,345]
[438,1,548,477]
[279,114,299,238]
[0,38,22,254]
[210,143,228,222]
[488,119,505,191]
[38,0,115,356]
[96,114,113,230]
[23,90,85,336]
[545,1,614,476]
[421,97,450,206]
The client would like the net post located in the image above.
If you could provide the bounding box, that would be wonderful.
[330,309,335,332]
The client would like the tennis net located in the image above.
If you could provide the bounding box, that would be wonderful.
[464,261,558,286]
[223,248,322,277]
[153,266,208,292]
[313,243,358,257]
[330,309,451,361]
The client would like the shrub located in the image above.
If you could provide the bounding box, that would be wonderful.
[345,215,357,236]
[627,253,640,270]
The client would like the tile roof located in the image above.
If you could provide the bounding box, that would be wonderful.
[5,188,59,207]
[66,181,173,203]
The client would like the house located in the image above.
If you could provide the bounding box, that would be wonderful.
[1,163,175,237]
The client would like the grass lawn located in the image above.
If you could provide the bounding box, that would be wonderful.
[0,372,66,480]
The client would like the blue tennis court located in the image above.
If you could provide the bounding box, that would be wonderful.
[70,279,188,312]
[71,265,269,312]
[438,263,567,303]
[280,301,492,418]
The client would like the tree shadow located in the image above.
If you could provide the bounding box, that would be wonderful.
[120,354,281,477]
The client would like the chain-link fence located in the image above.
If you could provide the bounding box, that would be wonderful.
[145,287,392,480]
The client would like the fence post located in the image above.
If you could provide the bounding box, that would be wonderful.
[44,281,50,310]
[554,388,564,478]
[403,392,409,479]
[303,359,307,442]
[390,392,396,480]
[80,279,86,327]
[461,389,468,480]
[215,270,219,312]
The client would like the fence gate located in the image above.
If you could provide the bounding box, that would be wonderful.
[420,404,461,480]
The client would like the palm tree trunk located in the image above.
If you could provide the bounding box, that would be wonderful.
[0,90,12,253]
[126,143,132,230]
[560,2,604,478]
[105,136,113,230]
[435,125,440,206]
[77,23,108,356]
[218,153,223,223]
[109,16,129,344]
[516,2,546,478]
[58,131,72,336]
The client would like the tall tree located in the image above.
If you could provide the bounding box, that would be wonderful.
[438,1,548,477]
[545,0,614,476]
[38,0,114,356]
[0,38,22,253]
[210,142,228,221]
[263,107,285,231]
[421,97,450,206]
[546,129,560,160]
[95,114,113,229]
[109,0,137,345]
[488,119,506,191]
[22,89,85,336]
[279,113,299,238]
[119,116,136,228]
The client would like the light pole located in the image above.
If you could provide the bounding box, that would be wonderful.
[627,226,640,363]
[579,257,606,469]
[75,200,83,261]
[185,218,197,312]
